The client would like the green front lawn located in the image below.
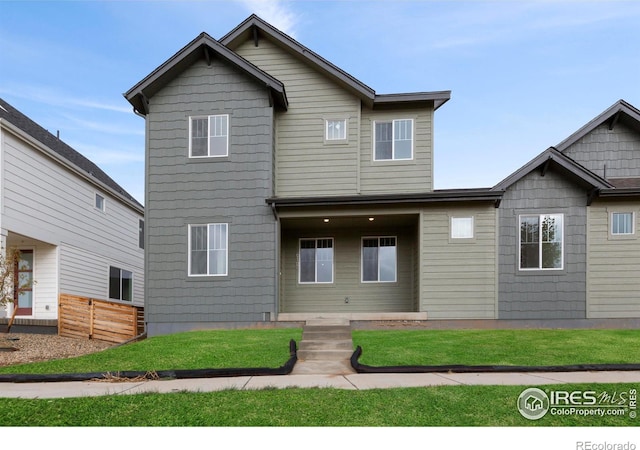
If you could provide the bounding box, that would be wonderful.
[1,328,638,427]
[352,329,640,367]
[0,328,302,375]
[1,384,637,426]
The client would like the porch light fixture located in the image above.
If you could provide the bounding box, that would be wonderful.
[323,218,330,223]
[368,217,375,221]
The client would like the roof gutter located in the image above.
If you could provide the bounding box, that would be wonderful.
[0,119,144,215]
[266,189,503,208]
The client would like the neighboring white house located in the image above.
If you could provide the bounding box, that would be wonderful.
[0,98,144,326]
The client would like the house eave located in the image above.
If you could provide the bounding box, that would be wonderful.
[266,189,503,208]
[597,188,640,199]
[373,91,452,110]
[555,99,640,152]
[492,147,613,192]
[0,119,144,215]
[124,32,288,116]
[220,15,376,106]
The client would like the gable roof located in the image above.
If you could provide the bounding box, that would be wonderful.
[491,147,613,193]
[219,14,451,110]
[0,98,143,213]
[555,99,640,152]
[124,31,288,115]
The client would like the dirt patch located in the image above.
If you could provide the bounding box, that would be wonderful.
[0,333,114,367]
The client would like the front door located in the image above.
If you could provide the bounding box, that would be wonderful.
[14,250,34,316]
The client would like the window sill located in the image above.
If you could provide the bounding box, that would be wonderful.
[516,268,566,276]
[608,234,637,241]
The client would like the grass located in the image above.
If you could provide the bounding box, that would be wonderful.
[0,328,638,427]
[0,328,302,375]
[352,329,640,367]
[0,384,637,426]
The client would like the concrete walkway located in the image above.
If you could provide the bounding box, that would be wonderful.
[2,370,640,399]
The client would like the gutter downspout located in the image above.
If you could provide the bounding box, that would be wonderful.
[270,202,280,322]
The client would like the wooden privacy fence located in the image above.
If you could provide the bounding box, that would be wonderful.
[58,294,145,343]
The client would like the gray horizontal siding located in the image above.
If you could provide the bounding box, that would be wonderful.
[145,58,276,328]
[360,107,434,194]
[234,38,361,197]
[563,122,640,179]
[498,168,587,319]
[587,201,640,318]
[421,205,497,319]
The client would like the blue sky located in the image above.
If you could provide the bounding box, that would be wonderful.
[2,0,639,205]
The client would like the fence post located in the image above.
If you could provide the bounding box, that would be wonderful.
[89,299,94,340]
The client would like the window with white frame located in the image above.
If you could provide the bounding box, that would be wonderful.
[374,119,413,161]
[109,266,133,302]
[95,193,105,211]
[362,237,397,282]
[611,212,634,235]
[451,217,474,239]
[189,115,229,157]
[189,223,228,276]
[326,119,347,141]
[519,214,563,270]
[299,238,333,283]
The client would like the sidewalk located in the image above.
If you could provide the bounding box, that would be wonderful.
[2,370,640,399]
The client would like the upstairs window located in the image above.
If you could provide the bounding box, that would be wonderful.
[139,219,145,249]
[362,237,397,282]
[109,266,133,302]
[611,212,634,235]
[326,119,347,141]
[299,238,334,283]
[189,223,228,276]
[190,115,228,157]
[374,119,413,161]
[95,193,105,212]
[519,214,563,270]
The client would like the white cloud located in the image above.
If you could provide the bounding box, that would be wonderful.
[236,0,299,37]
[0,84,131,114]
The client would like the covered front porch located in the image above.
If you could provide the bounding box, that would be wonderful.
[1,231,58,322]
[276,207,422,316]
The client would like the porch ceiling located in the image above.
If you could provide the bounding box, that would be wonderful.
[280,214,418,231]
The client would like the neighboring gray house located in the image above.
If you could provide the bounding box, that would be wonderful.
[0,98,145,326]
[125,15,640,335]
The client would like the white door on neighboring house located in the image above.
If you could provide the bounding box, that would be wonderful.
[14,249,34,316]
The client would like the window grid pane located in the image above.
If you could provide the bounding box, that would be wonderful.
[362,237,397,282]
[190,118,208,157]
[612,212,633,235]
[375,122,393,160]
[520,215,563,270]
[393,119,412,159]
[299,238,333,283]
[209,115,228,156]
[327,119,346,140]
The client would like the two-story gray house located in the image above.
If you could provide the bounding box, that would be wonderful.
[126,15,640,335]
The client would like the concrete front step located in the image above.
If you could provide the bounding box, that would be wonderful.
[297,349,354,361]
[304,318,351,326]
[302,331,353,340]
[299,339,353,351]
[291,359,355,375]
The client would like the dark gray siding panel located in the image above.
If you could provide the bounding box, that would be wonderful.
[563,122,640,179]
[145,58,276,333]
[498,168,587,319]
